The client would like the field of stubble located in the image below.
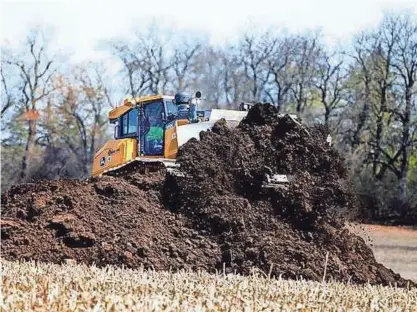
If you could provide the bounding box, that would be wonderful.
[1,261,416,311]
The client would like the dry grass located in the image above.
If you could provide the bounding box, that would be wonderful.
[351,224,417,282]
[1,260,416,312]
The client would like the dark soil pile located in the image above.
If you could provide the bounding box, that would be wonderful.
[1,168,219,271]
[1,104,413,287]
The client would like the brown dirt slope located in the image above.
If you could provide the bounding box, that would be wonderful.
[1,104,414,287]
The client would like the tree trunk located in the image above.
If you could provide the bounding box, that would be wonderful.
[373,87,387,178]
[276,94,282,113]
[399,170,408,216]
[398,86,412,216]
[296,85,303,113]
[20,120,36,181]
[352,79,370,148]
[324,106,330,126]
[373,112,383,177]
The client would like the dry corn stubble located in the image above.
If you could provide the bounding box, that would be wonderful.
[1,260,416,311]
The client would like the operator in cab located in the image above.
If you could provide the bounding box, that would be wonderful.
[173,92,198,123]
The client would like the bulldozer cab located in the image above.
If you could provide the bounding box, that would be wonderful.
[112,96,178,157]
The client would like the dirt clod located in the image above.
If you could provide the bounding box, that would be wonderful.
[1,104,414,287]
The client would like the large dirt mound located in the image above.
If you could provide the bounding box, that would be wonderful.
[1,168,219,271]
[1,104,413,287]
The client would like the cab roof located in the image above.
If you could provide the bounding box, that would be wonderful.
[108,94,174,121]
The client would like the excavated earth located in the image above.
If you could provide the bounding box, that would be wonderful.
[1,104,414,287]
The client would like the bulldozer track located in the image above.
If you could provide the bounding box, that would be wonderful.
[101,158,179,178]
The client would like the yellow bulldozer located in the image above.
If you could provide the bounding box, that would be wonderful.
[92,91,251,177]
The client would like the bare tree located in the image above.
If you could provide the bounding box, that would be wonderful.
[221,47,247,106]
[77,64,112,165]
[5,31,56,180]
[384,14,417,211]
[172,42,201,92]
[347,32,375,148]
[314,50,345,126]
[1,61,14,117]
[265,35,296,111]
[198,47,225,106]
[290,33,321,113]
[112,28,175,97]
[198,46,246,108]
[52,64,112,176]
[368,16,400,177]
[238,33,275,101]
[139,33,173,94]
[112,42,150,97]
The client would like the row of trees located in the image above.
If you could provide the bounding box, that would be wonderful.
[1,35,114,185]
[1,12,416,222]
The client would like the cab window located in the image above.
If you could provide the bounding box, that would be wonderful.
[122,114,128,135]
[128,109,137,133]
[121,108,138,136]
[166,100,177,117]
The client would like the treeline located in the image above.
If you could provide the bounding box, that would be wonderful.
[1,12,416,223]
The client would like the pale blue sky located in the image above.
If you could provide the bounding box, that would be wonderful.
[1,0,417,62]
